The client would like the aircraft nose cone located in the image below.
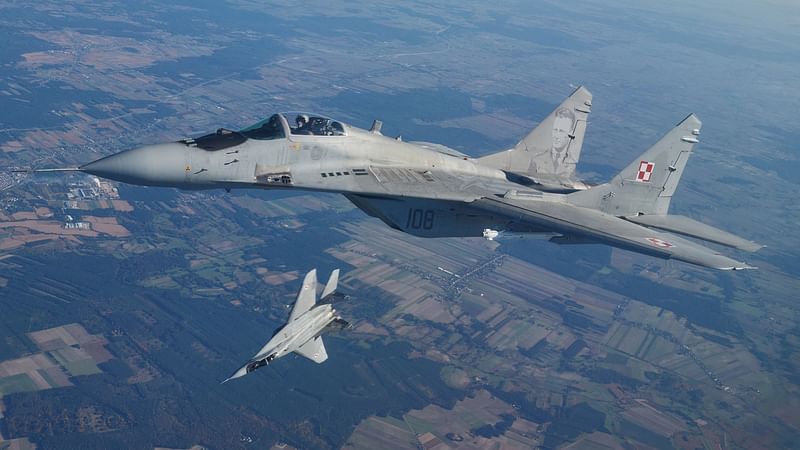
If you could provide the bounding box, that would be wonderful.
[80,143,187,186]
[222,365,250,384]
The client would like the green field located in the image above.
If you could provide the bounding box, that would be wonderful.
[63,360,102,377]
[0,374,37,397]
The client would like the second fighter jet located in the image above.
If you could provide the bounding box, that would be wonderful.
[224,269,349,383]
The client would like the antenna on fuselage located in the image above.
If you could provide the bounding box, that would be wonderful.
[369,119,383,135]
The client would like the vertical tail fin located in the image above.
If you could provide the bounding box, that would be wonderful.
[288,269,318,321]
[568,114,702,216]
[478,86,592,182]
[320,269,339,301]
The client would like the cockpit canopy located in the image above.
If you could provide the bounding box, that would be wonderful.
[182,113,346,151]
[286,113,346,136]
[239,114,285,140]
[240,113,346,140]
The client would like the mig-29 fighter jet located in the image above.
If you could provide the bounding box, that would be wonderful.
[31,87,762,270]
[224,268,349,383]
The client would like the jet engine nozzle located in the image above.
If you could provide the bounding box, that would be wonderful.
[321,292,349,304]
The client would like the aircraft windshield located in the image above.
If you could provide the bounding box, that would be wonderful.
[287,113,346,136]
[239,114,285,140]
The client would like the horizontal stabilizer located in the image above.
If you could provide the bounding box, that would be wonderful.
[474,197,756,270]
[625,215,763,252]
[295,336,328,363]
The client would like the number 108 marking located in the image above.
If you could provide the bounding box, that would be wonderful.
[406,209,434,230]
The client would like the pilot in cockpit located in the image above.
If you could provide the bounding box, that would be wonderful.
[294,114,312,135]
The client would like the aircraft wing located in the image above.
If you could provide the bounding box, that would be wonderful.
[289,269,317,322]
[472,196,756,270]
[294,336,328,363]
[350,160,756,270]
[624,214,763,252]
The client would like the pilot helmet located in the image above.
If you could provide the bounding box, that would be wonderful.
[296,114,309,126]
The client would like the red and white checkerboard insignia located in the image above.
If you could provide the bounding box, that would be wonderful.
[646,237,674,248]
[636,161,655,182]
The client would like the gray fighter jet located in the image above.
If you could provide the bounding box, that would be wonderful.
[38,87,762,270]
[224,268,348,383]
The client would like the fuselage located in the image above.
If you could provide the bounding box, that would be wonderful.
[83,114,508,192]
[72,110,762,275]
[79,113,559,238]
[256,304,335,362]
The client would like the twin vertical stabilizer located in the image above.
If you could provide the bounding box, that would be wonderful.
[567,114,701,216]
[478,86,592,188]
[223,269,345,383]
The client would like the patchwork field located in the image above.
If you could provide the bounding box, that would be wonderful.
[0,324,112,397]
